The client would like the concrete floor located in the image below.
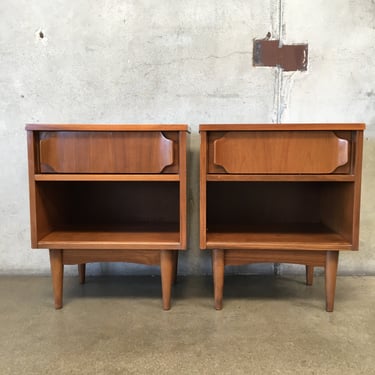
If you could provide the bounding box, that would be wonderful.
[0,275,374,374]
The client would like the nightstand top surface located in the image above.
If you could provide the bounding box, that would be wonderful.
[199,123,365,131]
[26,124,189,132]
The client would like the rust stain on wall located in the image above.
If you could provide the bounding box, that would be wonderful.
[253,39,308,71]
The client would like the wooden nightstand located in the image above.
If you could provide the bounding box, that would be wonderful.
[26,124,188,310]
[200,124,364,311]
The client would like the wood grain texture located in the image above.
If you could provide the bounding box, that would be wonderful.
[49,249,63,309]
[325,251,339,312]
[34,174,180,181]
[38,228,182,250]
[161,250,174,310]
[200,123,364,311]
[200,123,365,131]
[27,124,188,309]
[351,131,364,250]
[213,131,349,174]
[27,131,38,247]
[63,249,160,265]
[212,249,224,310]
[39,131,175,173]
[320,183,355,246]
[224,250,326,266]
[179,131,188,248]
[200,131,208,249]
[206,174,355,182]
[33,181,181,249]
[206,224,353,250]
[26,124,188,132]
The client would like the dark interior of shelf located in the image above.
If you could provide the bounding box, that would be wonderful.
[206,181,354,243]
[36,181,180,236]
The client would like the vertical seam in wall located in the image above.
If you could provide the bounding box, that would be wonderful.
[274,0,283,275]
[275,70,283,124]
[278,0,283,48]
[275,0,284,124]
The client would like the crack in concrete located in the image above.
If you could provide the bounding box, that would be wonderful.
[129,51,252,76]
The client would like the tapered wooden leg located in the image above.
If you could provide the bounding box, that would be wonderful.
[306,265,314,286]
[171,251,178,285]
[49,249,64,309]
[325,251,339,312]
[78,264,86,284]
[160,250,174,310]
[212,249,225,310]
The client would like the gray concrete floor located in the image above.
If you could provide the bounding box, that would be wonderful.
[0,274,374,374]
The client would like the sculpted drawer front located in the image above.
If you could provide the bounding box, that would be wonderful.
[39,131,179,173]
[208,131,351,174]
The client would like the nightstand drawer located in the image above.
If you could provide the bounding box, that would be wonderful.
[208,131,351,174]
[39,131,178,173]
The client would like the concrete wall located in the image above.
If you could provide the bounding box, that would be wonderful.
[1,0,374,276]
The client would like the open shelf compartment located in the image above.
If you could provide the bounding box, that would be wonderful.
[34,181,181,249]
[206,181,356,250]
